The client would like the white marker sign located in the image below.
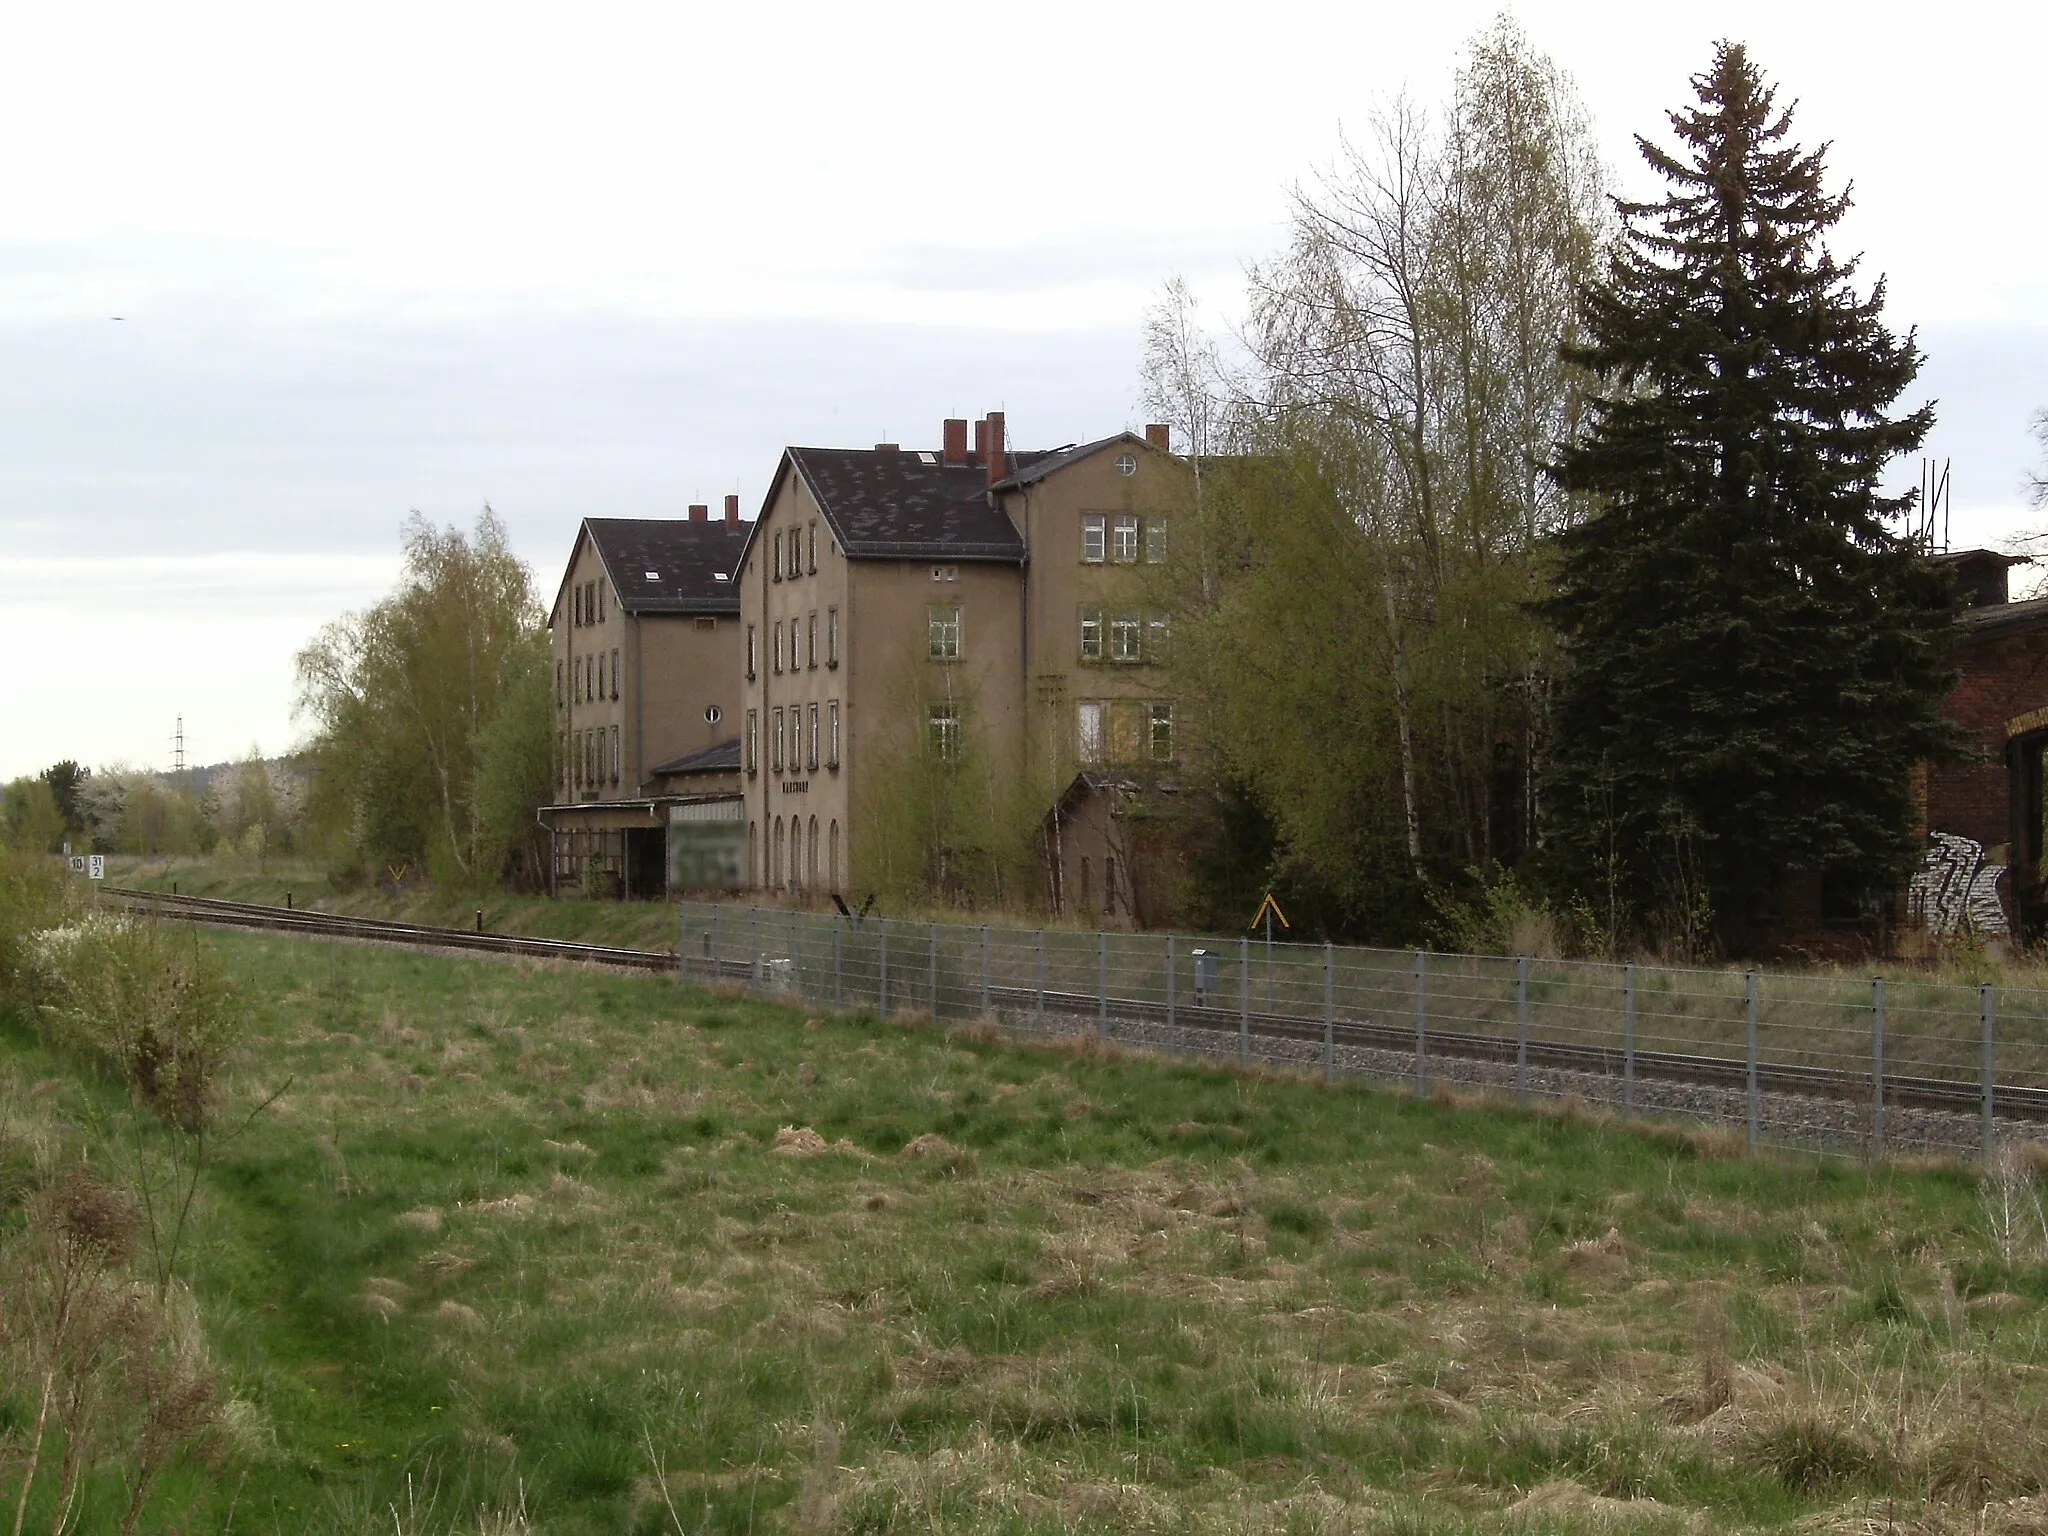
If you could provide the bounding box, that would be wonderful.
[88,855,105,881]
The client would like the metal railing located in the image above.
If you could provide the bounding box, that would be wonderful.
[677,902,2048,1160]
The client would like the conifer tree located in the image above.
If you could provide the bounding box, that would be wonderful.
[1542,42,1957,948]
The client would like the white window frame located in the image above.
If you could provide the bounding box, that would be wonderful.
[1110,611,1142,663]
[1081,514,1106,564]
[772,706,785,772]
[928,701,961,762]
[1079,606,1103,662]
[1145,517,1167,563]
[1148,701,1174,762]
[928,604,962,661]
[807,612,818,670]
[1146,611,1170,660]
[827,699,840,767]
[807,702,820,770]
[1076,702,1103,765]
[746,624,757,679]
[1112,515,1140,563]
[827,607,840,667]
[745,708,758,773]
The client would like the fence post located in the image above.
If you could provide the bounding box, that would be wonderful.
[1871,976,1886,1162]
[1165,935,1178,1057]
[751,907,761,991]
[1035,930,1045,1033]
[1515,955,1530,1107]
[1238,934,1250,1068]
[833,913,843,1009]
[1414,950,1429,1098]
[1623,963,1636,1119]
[1323,940,1334,1084]
[1097,930,1107,1041]
[928,921,938,1020]
[981,926,991,1018]
[1745,970,1759,1154]
[879,920,890,1016]
[711,905,722,983]
[1982,982,1997,1160]
[790,911,800,1002]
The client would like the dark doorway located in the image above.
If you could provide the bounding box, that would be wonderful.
[624,826,667,900]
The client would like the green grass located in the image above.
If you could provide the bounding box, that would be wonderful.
[10,927,2048,1532]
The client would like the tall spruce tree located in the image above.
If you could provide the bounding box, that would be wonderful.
[1542,42,1957,949]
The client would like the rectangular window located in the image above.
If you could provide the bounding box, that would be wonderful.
[827,607,840,666]
[808,521,818,573]
[1148,702,1174,762]
[694,616,715,632]
[1079,606,1103,662]
[555,660,563,706]
[807,702,820,770]
[928,702,960,762]
[1111,700,1143,762]
[1081,514,1106,564]
[1112,515,1140,563]
[807,612,818,670]
[598,583,606,623]
[928,604,961,660]
[1145,518,1167,563]
[772,707,785,771]
[611,648,620,700]
[745,709,758,773]
[746,624,757,679]
[1076,702,1104,765]
[1146,611,1170,661]
[573,586,582,628]
[573,657,582,703]
[610,724,621,783]
[772,531,783,581]
[827,699,840,767]
[773,622,784,674]
[1110,611,1142,662]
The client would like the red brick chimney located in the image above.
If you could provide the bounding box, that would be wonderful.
[984,411,1006,488]
[723,494,739,523]
[942,418,969,464]
[1144,423,1170,451]
[688,503,708,521]
[874,442,899,453]
[973,418,988,463]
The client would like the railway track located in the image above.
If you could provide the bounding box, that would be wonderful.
[108,887,2048,1126]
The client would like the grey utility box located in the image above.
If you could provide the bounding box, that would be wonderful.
[1192,948,1219,1006]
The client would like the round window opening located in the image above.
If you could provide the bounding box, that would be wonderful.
[705,704,724,725]
[1115,452,1138,476]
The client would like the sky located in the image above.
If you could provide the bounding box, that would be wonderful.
[3,0,2045,781]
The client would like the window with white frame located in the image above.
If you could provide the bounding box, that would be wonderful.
[1145,517,1168,563]
[928,605,961,660]
[808,521,818,573]
[745,708,758,773]
[827,607,840,667]
[1081,514,1106,564]
[928,701,961,762]
[807,702,820,770]
[827,699,840,767]
[1110,611,1142,662]
[1112,515,1140,562]
[1079,606,1103,662]
[807,612,818,670]
[746,624,757,679]
[772,706,785,771]
[1076,702,1104,765]
[1148,702,1174,762]
[772,531,783,581]
[611,648,620,700]
[773,622,783,674]
[610,724,621,783]
[1146,611,1170,660]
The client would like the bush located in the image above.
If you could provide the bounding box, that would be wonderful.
[0,844,79,1009]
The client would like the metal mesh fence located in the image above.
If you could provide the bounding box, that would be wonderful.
[677,902,2048,1161]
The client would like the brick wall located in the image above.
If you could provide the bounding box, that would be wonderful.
[1926,625,2048,856]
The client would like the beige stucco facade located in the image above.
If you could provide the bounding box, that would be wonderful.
[740,424,1187,912]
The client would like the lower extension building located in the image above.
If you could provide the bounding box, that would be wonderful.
[538,500,749,897]
[736,412,1186,918]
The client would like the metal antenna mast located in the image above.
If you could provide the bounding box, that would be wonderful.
[173,715,185,775]
[1916,457,1951,553]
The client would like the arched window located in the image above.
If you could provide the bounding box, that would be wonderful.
[772,817,784,888]
[829,820,840,892]
[748,821,757,888]
[807,816,819,889]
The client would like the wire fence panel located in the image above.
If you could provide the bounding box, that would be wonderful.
[674,901,2048,1160]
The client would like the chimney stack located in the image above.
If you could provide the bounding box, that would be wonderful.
[724,494,740,523]
[973,417,988,463]
[688,503,708,521]
[1144,423,1170,451]
[942,417,969,464]
[984,411,1006,489]
[874,441,899,453]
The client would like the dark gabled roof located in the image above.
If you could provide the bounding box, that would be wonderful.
[649,738,741,777]
[555,518,751,621]
[1962,595,2048,641]
[764,447,1059,563]
[989,433,1144,491]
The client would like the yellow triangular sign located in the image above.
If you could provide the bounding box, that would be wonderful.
[1250,891,1290,931]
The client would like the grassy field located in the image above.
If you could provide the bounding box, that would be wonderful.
[13,928,2048,1532]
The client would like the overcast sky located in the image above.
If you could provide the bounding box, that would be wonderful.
[4,0,2045,781]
